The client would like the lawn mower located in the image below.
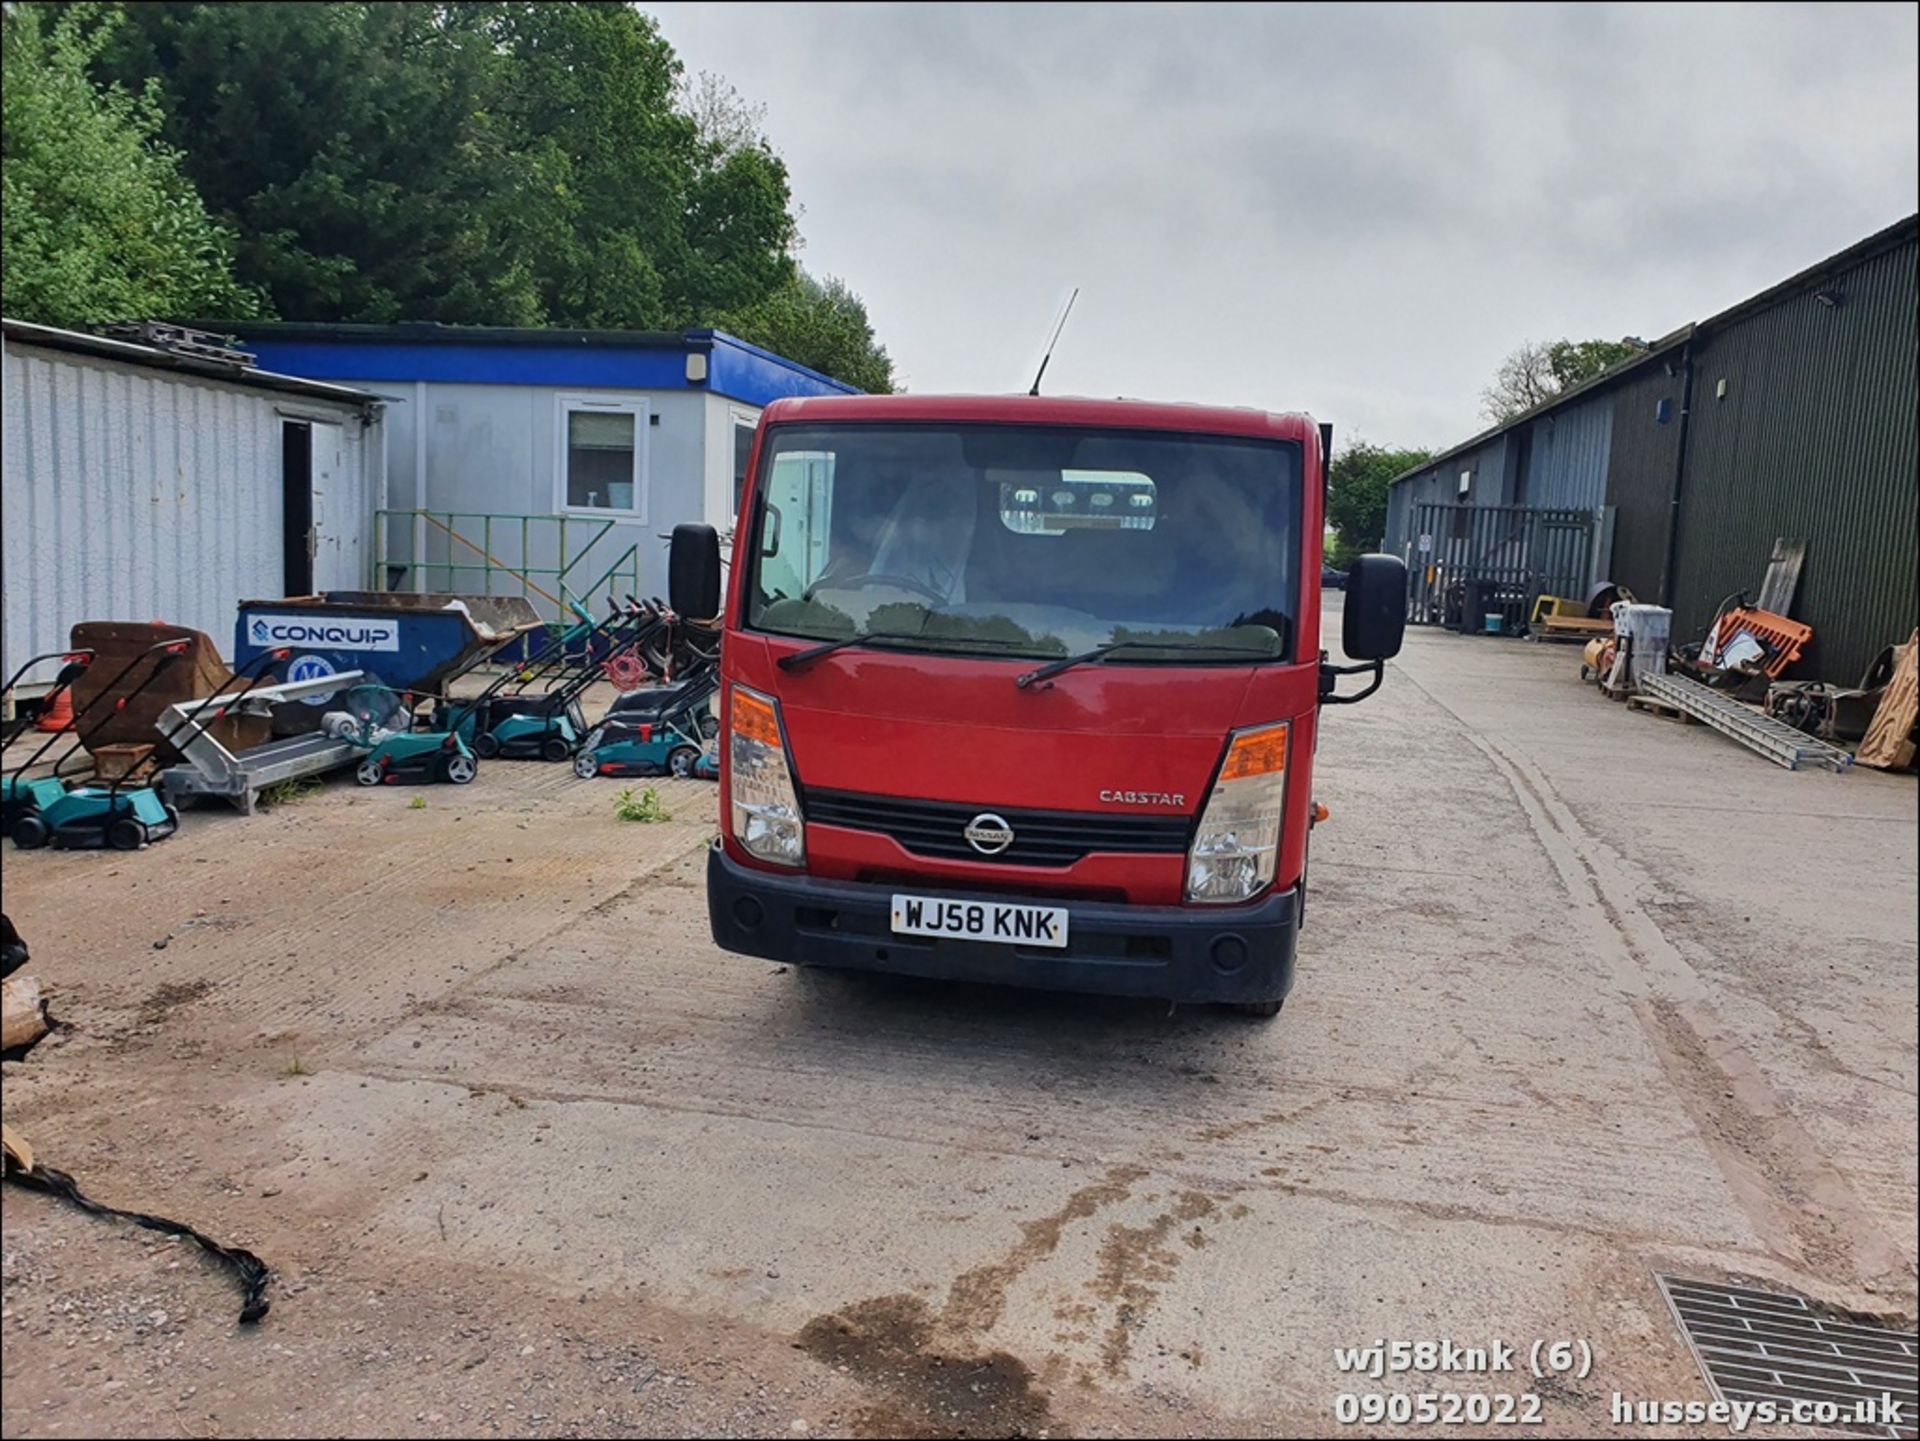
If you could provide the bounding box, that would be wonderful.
[456,602,623,760]
[13,644,296,851]
[454,597,674,762]
[328,602,612,786]
[572,671,718,780]
[321,681,480,787]
[465,598,605,697]
[10,640,193,849]
[1,649,96,836]
[333,597,679,785]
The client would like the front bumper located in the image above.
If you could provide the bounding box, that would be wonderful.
[706,844,1297,1005]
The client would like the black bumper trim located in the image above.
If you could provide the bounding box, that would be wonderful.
[705,845,1296,1005]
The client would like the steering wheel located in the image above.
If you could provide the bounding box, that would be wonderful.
[831,573,947,604]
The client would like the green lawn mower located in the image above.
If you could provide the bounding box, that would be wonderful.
[452,598,670,762]
[9,639,193,850]
[20,764,182,851]
[325,605,617,785]
[13,643,295,851]
[323,682,480,787]
[571,672,717,780]
[331,598,679,785]
[357,725,480,788]
[1,647,95,839]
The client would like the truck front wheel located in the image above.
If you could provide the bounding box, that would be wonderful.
[1229,999,1284,1018]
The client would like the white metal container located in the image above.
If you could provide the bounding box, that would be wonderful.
[1612,603,1673,684]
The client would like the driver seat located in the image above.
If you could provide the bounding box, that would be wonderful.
[868,473,976,604]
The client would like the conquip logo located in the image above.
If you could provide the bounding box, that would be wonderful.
[247,613,400,653]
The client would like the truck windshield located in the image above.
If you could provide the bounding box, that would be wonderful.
[744,424,1302,664]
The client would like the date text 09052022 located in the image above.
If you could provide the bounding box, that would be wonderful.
[1335,1392,1546,1427]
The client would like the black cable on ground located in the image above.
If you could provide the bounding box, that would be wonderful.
[5,1160,271,1324]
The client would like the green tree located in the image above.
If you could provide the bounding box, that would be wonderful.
[69,1,892,389]
[1326,441,1433,567]
[676,68,894,389]
[1545,338,1642,388]
[1480,337,1645,422]
[724,271,896,394]
[86,1,540,324]
[0,3,262,327]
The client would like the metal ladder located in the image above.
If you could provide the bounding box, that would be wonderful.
[1638,672,1854,773]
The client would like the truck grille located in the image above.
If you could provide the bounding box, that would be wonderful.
[802,788,1191,868]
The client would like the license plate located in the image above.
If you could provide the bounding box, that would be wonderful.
[889,893,1070,949]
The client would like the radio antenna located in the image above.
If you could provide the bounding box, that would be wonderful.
[1027,287,1079,396]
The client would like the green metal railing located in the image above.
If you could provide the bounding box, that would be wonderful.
[372,510,643,621]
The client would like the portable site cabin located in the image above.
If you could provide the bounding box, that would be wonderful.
[228,324,861,621]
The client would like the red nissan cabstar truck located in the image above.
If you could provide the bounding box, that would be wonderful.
[669,394,1405,1017]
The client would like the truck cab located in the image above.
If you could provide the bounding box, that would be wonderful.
[675,394,1404,1016]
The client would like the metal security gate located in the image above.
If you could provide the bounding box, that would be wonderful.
[1405,503,1602,632]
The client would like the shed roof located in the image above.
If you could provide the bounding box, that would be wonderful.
[1391,211,1919,487]
[0,317,383,407]
[1394,328,1690,483]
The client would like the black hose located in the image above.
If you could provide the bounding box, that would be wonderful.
[6,1159,270,1324]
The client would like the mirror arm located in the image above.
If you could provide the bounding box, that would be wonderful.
[1319,657,1385,706]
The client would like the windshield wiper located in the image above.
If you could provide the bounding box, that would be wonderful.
[777,630,1029,673]
[1014,640,1280,689]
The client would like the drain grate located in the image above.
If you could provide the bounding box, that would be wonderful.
[1658,1276,1918,1438]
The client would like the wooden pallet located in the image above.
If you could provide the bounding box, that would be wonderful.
[1538,616,1614,637]
[1627,693,1697,724]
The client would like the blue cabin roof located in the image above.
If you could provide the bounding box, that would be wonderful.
[217,323,862,406]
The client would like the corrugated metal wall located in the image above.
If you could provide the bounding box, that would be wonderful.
[1384,438,1506,556]
[1602,364,1685,603]
[1383,471,1422,555]
[1518,394,1612,510]
[1,342,378,683]
[1668,236,1918,684]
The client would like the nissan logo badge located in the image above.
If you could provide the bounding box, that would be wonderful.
[963,812,1015,856]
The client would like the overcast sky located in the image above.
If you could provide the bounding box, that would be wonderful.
[650,2,1918,449]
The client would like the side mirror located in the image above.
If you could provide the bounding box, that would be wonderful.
[669,523,722,623]
[1341,553,1407,661]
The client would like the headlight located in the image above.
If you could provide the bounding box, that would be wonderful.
[1185,721,1288,903]
[728,683,805,867]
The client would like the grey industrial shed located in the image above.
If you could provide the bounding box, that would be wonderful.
[1,320,385,686]
[1385,214,1918,684]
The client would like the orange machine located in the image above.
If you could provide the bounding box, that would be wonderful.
[1701,606,1812,679]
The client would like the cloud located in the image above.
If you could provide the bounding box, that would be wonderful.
[650,0,1917,446]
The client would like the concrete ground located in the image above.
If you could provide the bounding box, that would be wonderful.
[2,602,1914,1439]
